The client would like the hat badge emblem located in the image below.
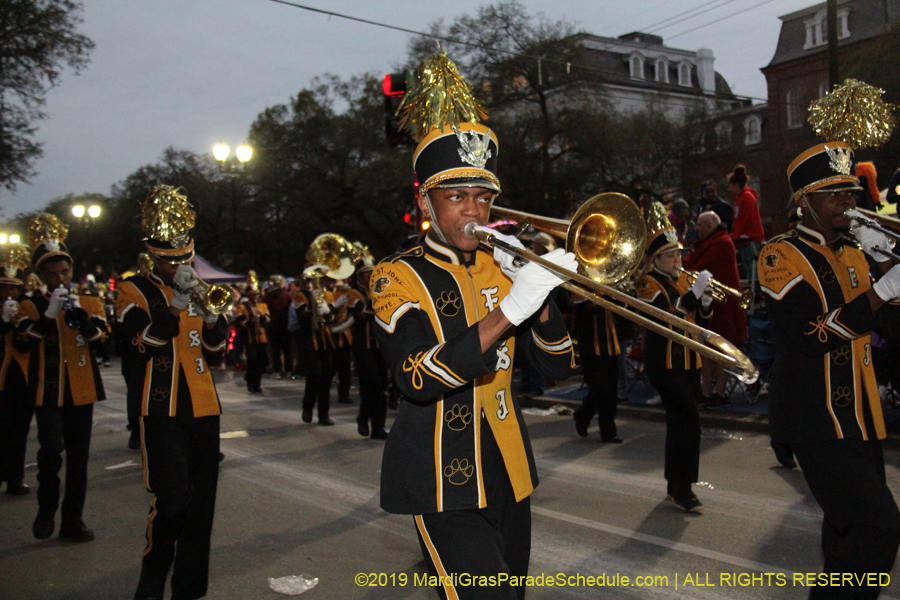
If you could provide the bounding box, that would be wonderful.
[824,145,852,176]
[455,127,492,169]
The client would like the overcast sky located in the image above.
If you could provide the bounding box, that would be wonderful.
[1,0,821,218]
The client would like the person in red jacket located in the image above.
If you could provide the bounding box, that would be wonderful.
[727,164,765,279]
[683,212,748,406]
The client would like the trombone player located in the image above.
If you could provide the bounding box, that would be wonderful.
[372,50,575,600]
[116,186,228,600]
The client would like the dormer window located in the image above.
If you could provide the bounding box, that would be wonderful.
[678,62,691,86]
[655,58,669,83]
[630,54,644,80]
[743,115,762,145]
[804,8,851,49]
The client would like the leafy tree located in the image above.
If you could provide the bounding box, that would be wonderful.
[0,0,94,191]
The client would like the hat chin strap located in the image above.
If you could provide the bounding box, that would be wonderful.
[424,192,449,245]
[801,195,844,246]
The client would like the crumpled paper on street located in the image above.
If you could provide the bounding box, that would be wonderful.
[268,575,319,595]
[522,404,574,416]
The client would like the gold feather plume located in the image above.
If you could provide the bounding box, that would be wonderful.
[28,213,68,250]
[141,185,195,241]
[808,79,897,150]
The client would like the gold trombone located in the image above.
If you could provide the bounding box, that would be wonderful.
[473,193,758,383]
[190,279,236,316]
[677,268,752,310]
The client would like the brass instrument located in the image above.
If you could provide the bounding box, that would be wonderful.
[469,192,758,383]
[304,233,356,331]
[189,279,236,316]
[677,268,752,310]
[61,288,88,329]
[846,208,900,261]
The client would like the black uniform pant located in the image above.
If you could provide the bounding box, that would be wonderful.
[34,401,93,525]
[136,415,220,600]
[244,343,268,391]
[792,439,900,600]
[414,424,530,600]
[355,349,387,431]
[334,344,352,400]
[302,350,334,421]
[646,366,701,485]
[574,353,618,440]
[267,326,292,375]
[0,365,33,486]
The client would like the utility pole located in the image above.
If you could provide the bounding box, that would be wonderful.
[827,0,839,91]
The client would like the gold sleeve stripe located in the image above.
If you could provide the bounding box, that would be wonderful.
[375,301,420,334]
[423,344,466,388]
[203,339,227,352]
[85,329,103,342]
[118,303,137,323]
[25,324,45,340]
[531,330,573,353]
[140,324,167,347]
[760,274,804,301]
[638,290,661,304]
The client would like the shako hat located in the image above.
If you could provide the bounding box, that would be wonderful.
[28,213,72,269]
[644,202,681,261]
[787,142,862,202]
[141,185,196,264]
[0,244,31,285]
[398,51,500,195]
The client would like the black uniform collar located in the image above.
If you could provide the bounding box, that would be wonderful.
[796,223,848,250]
[422,233,477,267]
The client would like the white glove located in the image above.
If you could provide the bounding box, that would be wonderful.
[473,225,526,281]
[316,301,331,316]
[170,290,191,311]
[701,293,713,309]
[202,310,219,325]
[68,293,82,309]
[44,288,69,319]
[2,299,18,323]
[848,211,893,263]
[172,265,199,292]
[499,248,577,326]
[873,263,900,302]
[334,294,349,308]
[690,270,713,298]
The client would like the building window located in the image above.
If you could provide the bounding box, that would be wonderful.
[786,88,803,129]
[715,122,733,150]
[743,115,762,145]
[655,58,669,83]
[804,8,851,49]
[630,54,644,80]
[678,62,691,86]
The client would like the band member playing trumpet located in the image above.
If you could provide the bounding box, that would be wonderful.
[294,268,336,425]
[636,203,713,513]
[17,214,107,542]
[116,186,228,600]
[759,141,900,592]
[372,50,575,600]
[235,286,269,393]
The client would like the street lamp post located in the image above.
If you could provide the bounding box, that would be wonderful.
[71,203,102,275]
[213,143,252,269]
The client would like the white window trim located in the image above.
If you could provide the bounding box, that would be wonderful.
[743,115,761,146]
[655,58,669,83]
[630,54,644,80]
[678,62,691,86]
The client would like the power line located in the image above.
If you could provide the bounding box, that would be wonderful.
[667,0,780,41]
[645,0,742,34]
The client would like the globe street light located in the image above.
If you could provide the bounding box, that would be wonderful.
[213,143,252,269]
[72,205,85,218]
[213,143,230,162]
[88,205,101,218]
[236,145,253,163]
[9,235,19,244]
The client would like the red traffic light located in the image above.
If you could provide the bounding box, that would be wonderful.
[403,212,413,225]
[383,73,407,97]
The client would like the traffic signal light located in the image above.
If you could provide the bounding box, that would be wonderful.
[383,71,414,147]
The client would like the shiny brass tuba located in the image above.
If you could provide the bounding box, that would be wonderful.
[469,192,758,383]
[303,233,356,331]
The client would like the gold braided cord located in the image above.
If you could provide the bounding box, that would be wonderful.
[28,213,68,250]
[397,51,488,142]
[141,185,196,241]
[808,79,897,150]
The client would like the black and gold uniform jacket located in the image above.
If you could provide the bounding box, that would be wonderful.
[235,300,269,345]
[759,225,895,444]
[573,300,620,359]
[115,274,227,418]
[0,316,29,391]
[331,286,357,348]
[636,269,711,371]
[371,235,576,515]
[16,293,106,407]
[293,289,336,352]
[345,287,375,352]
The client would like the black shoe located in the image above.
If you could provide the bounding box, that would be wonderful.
[128,433,141,451]
[574,414,589,438]
[666,485,703,513]
[370,429,389,440]
[6,481,30,496]
[301,409,313,424]
[704,394,729,409]
[218,452,225,462]
[338,397,352,404]
[601,436,624,444]
[318,418,335,426]
[32,513,55,539]
[771,441,797,469]
[59,521,95,543]
[356,416,370,437]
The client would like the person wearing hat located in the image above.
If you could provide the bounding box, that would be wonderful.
[636,202,714,513]
[16,214,107,542]
[759,141,900,589]
[235,286,269,393]
[0,244,33,496]
[330,280,355,404]
[263,273,293,379]
[371,51,576,600]
[293,271,337,425]
[114,185,229,600]
[345,252,388,439]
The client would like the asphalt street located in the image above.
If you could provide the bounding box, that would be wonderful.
[2,365,900,600]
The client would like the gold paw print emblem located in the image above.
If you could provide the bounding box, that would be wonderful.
[831,344,851,365]
[817,266,835,284]
[436,291,462,317]
[151,387,169,402]
[150,298,166,311]
[832,386,852,407]
[154,356,173,371]
[444,404,472,431]
[443,458,474,485]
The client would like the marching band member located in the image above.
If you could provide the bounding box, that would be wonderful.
[759,142,900,593]
[294,271,336,425]
[331,282,354,404]
[0,244,32,496]
[116,186,228,600]
[372,51,575,600]
[572,300,623,443]
[636,203,713,513]
[235,286,269,393]
[18,214,107,542]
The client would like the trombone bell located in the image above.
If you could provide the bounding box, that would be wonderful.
[192,280,235,316]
